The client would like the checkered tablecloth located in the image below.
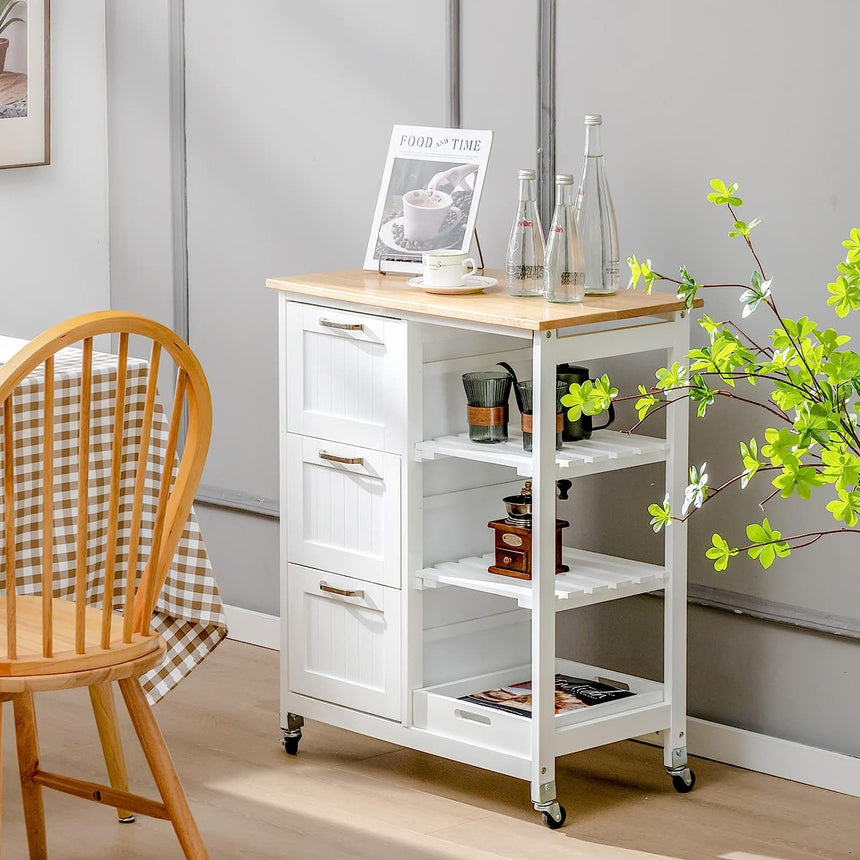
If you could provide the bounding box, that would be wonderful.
[0,338,227,704]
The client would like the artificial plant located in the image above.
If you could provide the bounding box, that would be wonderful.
[561,180,860,571]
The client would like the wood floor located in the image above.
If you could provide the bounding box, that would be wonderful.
[0,640,856,859]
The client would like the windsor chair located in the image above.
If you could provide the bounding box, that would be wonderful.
[0,311,212,859]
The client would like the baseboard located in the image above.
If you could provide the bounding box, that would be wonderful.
[639,718,860,798]
[220,604,859,797]
[223,604,280,651]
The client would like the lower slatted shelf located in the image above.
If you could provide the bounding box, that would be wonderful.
[416,547,667,609]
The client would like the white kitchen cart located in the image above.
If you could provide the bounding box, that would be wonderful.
[269,269,699,827]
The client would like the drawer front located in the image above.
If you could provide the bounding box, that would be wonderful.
[287,434,401,588]
[286,302,406,453]
[288,565,401,720]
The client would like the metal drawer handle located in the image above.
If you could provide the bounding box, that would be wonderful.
[319,582,365,599]
[320,319,364,332]
[319,451,364,466]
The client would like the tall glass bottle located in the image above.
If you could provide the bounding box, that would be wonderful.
[544,174,585,303]
[505,169,545,297]
[574,114,619,295]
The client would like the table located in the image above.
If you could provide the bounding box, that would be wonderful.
[0,335,227,703]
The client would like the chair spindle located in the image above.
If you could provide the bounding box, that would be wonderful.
[75,338,93,655]
[4,395,17,659]
[42,356,55,658]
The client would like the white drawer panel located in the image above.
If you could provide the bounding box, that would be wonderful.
[286,302,405,453]
[288,565,401,721]
[287,434,401,588]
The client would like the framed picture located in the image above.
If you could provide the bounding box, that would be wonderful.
[364,125,493,274]
[0,0,49,168]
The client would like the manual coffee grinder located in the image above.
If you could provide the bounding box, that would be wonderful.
[487,480,571,579]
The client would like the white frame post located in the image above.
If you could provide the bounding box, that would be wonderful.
[530,329,560,813]
[664,311,691,774]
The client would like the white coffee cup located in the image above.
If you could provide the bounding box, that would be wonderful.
[402,189,454,241]
[422,250,478,287]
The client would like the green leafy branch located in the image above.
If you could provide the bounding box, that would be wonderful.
[563,179,860,571]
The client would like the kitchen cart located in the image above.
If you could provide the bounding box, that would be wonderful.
[268,269,699,826]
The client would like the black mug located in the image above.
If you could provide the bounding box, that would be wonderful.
[556,363,616,442]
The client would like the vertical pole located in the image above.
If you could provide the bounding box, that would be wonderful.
[447,0,461,129]
[537,0,556,229]
[664,312,690,770]
[530,329,558,808]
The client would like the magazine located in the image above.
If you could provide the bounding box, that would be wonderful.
[363,125,493,274]
[459,674,634,718]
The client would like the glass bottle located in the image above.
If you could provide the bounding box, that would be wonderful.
[544,174,585,303]
[505,169,545,297]
[574,114,619,295]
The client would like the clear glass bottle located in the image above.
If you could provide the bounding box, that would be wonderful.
[544,174,585,303]
[505,169,545,297]
[574,114,619,295]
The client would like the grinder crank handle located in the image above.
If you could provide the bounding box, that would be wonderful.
[556,480,572,501]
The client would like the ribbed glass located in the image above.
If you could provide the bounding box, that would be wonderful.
[518,380,567,451]
[462,371,512,443]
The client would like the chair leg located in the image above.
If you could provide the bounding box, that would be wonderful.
[13,692,48,860]
[118,677,208,860]
[88,682,135,823]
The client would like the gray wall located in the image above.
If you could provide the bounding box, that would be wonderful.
[102,1,860,758]
[0,0,110,337]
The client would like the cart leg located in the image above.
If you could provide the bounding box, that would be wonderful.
[281,713,304,756]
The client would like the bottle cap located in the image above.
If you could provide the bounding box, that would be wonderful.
[585,114,603,125]
[555,174,574,184]
[518,169,536,180]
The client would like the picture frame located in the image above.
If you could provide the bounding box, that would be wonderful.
[364,125,493,274]
[0,0,49,169]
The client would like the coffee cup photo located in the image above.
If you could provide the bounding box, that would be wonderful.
[402,189,455,242]
[422,250,477,287]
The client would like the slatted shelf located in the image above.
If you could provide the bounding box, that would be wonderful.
[416,547,667,610]
[414,429,668,477]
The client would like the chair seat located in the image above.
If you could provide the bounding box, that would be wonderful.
[0,596,163,679]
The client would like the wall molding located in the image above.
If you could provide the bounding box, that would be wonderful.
[223,605,860,798]
[223,604,280,651]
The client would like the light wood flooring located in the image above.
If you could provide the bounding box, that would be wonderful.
[0,640,857,859]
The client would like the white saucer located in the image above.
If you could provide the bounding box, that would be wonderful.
[406,275,498,295]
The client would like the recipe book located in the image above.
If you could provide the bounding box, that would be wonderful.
[459,674,634,718]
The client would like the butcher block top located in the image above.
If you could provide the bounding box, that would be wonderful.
[267,269,699,332]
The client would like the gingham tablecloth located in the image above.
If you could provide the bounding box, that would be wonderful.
[0,336,227,703]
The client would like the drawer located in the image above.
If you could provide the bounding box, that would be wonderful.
[286,434,401,588]
[287,565,401,721]
[286,302,406,453]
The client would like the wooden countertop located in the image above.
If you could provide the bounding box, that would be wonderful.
[267,269,699,331]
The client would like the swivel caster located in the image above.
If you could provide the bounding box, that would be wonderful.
[537,801,566,829]
[670,768,696,793]
[282,731,302,755]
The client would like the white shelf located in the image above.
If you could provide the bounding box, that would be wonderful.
[414,429,668,477]
[416,547,667,609]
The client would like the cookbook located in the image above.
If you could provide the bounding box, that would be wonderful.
[459,674,634,718]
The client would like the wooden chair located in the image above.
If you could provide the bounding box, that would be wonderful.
[0,311,212,859]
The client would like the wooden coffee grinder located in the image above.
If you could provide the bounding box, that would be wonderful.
[488,480,571,579]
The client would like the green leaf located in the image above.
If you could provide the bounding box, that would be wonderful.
[771,461,825,501]
[655,361,689,391]
[821,446,860,491]
[761,427,801,467]
[843,227,860,264]
[689,373,715,417]
[827,274,860,318]
[705,533,738,571]
[740,437,762,489]
[739,274,772,318]
[560,381,592,421]
[698,314,722,343]
[745,518,791,569]
[628,255,658,294]
[635,384,659,421]
[682,462,708,516]
[706,179,743,208]
[648,494,672,533]
[826,488,860,527]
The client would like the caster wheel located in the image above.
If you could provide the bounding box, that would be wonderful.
[671,769,696,793]
[541,804,566,829]
[283,733,302,756]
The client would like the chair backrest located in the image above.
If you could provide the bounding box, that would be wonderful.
[0,311,212,664]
